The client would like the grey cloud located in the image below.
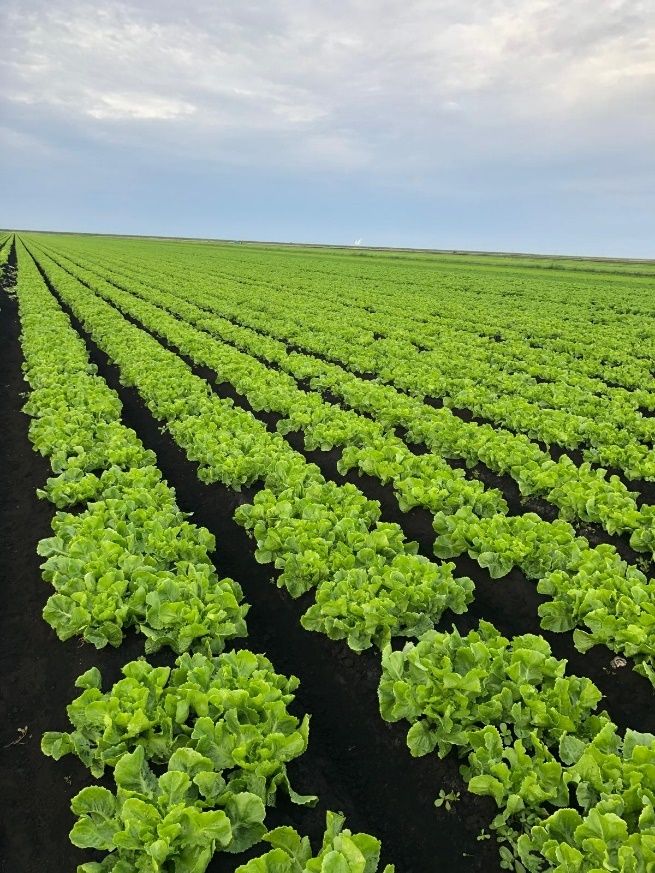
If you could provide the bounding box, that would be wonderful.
[3,0,654,171]
[1,0,654,255]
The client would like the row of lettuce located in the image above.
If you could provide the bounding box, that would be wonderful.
[177,254,655,476]
[13,238,393,873]
[0,233,13,269]
[22,236,655,871]
[31,240,655,686]
[44,234,655,479]
[241,260,655,467]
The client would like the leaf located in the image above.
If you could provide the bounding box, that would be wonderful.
[234,848,292,873]
[406,721,437,758]
[622,728,655,760]
[168,747,214,777]
[263,826,307,859]
[75,667,103,690]
[467,775,506,807]
[69,787,118,850]
[559,735,586,765]
[148,838,171,864]
[223,792,267,853]
[113,747,158,796]
[41,731,75,760]
[182,807,232,849]
[320,851,351,873]
[541,808,582,845]
[158,770,192,806]
[71,786,117,820]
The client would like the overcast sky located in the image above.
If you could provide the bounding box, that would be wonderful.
[2,0,654,256]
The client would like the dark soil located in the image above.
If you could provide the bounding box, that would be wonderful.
[8,242,503,872]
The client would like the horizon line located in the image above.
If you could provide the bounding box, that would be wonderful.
[4,227,655,266]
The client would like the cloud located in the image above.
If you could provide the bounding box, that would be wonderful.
[85,93,197,121]
[1,0,654,254]
[2,0,653,173]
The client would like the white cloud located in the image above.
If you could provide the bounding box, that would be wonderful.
[1,0,654,176]
[85,93,196,120]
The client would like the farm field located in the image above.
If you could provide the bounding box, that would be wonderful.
[1,231,655,872]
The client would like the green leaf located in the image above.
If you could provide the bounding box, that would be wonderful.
[113,746,157,796]
[223,792,267,853]
[467,774,506,806]
[69,787,118,850]
[406,721,436,757]
[234,848,292,873]
[75,666,103,690]
[41,731,75,760]
[182,807,232,849]
[71,786,117,820]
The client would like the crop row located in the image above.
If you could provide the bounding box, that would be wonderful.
[0,233,13,270]
[13,239,392,872]
[202,265,655,455]
[161,254,655,477]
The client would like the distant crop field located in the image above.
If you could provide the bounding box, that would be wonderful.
[2,231,655,872]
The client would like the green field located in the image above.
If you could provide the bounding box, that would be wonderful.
[2,231,655,872]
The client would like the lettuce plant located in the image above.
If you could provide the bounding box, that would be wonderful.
[303,554,473,650]
[235,812,395,873]
[71,746,267,872]
[42,650,315,807]
[379,622,604,758]
[38,480,247,652]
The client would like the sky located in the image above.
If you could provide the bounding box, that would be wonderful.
[1,0,654,257]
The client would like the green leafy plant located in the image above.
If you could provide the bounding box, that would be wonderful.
[434,789,460,811]
[38,487,247,653]
[71,746,267,871]
[234,811,395,873]
[42,649,315,808]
